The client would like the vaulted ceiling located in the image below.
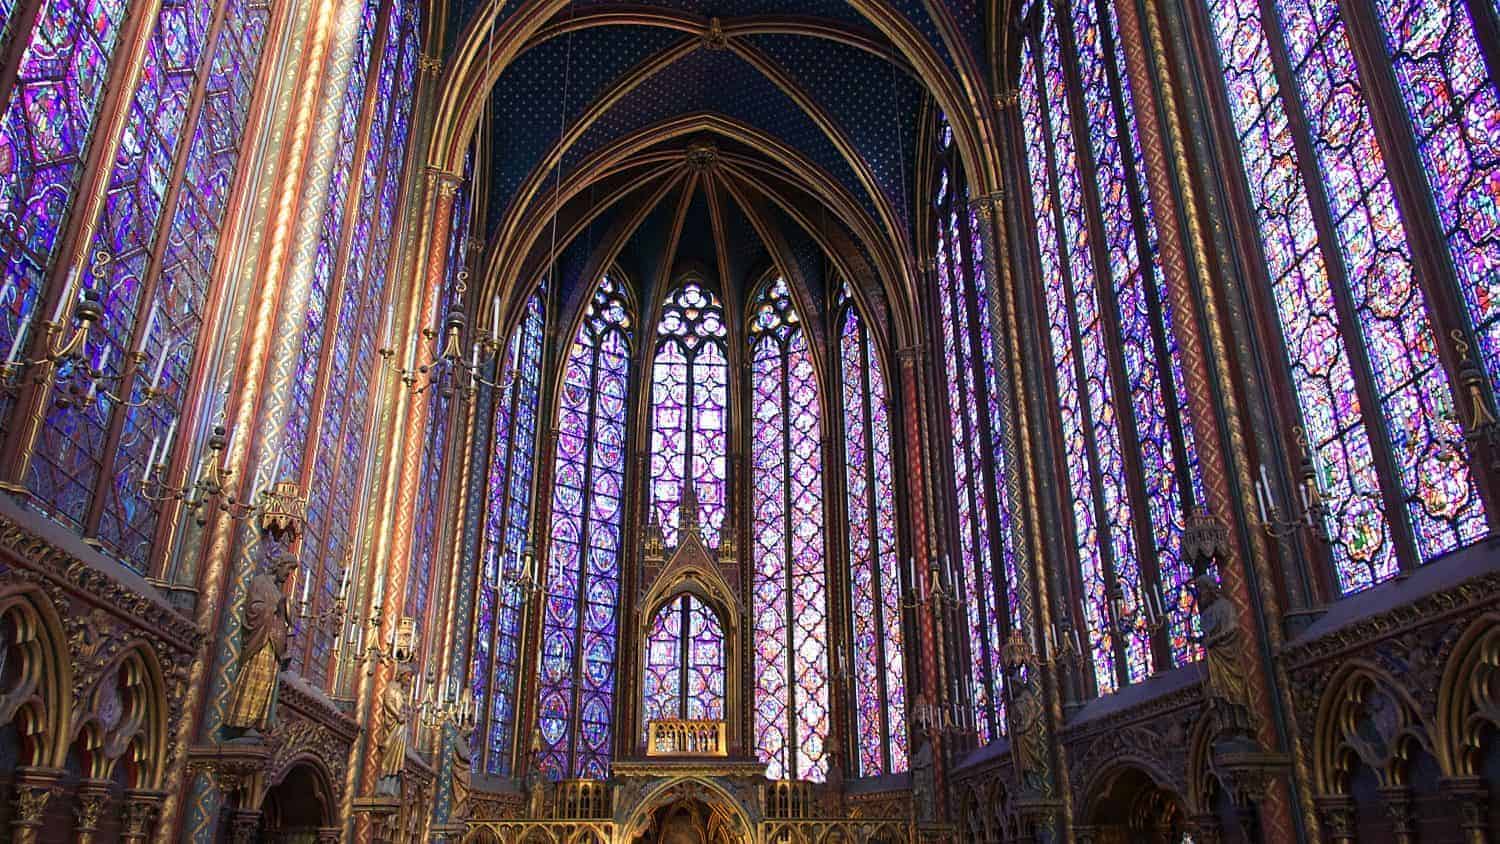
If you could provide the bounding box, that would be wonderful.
[443,0,999,347]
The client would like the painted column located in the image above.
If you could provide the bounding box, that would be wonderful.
[351,166,461,842]
[1113,0,1310,838]
[165,0,351,836]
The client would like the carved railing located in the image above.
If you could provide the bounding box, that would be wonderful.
[645,718,728,757]
[554,779,611,819]
[766,779,815,819]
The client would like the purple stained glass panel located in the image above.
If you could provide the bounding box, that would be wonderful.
[750,277,827,781]
[478,291,543,776]
[649,282,727,546]
[840,293,907,775]
[0,0,133,441]
[540,275,631,780]
[1372,0,1500,405]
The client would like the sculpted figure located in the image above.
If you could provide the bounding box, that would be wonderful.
[224,553,298,735]
[1008,666,1051,795]
[1194,575,1256,740]
[451,727,474,820]
[376,669,415,797]
[910,731,935,822]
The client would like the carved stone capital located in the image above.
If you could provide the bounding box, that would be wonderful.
[1441,777,1488,836]
[74,778,113,840]
[1213,749,1288,806]
[1315,795,1356,844]
[119,789,165,844]
[227,808,263,844]
[10,767,64,843]
[188,741,272,804]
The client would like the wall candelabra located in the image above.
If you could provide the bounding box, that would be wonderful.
[378,275,516,401]
[1,253,170,411]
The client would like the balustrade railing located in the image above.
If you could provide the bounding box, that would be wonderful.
[645,718,728,757]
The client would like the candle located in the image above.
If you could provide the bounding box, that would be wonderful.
[7,312,31,365]
[1255,475,1270,523]
[379,304,394,349]
[404,332,417,371]
[50,267,77,324]
[339,559,351,597]
[160,417,177,462]
[136,302,157,356]
[147,342,168,391]
[301,569,311,607]
[491,295,501,340]
[95,344,111,376]
[470,340,479,370]
[142,435,160,484]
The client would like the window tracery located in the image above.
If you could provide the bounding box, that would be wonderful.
[649,281,728,547]
[539,273,632,780]
[749,275,829,782]
[837,285,907,775]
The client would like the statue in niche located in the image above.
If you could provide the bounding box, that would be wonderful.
[525,728,548,818]
[376,668,415,797]
[1192,575,1257,744]
[910,728,935,822]
[451,726,474,820]
[1006,663,1050,795]
[223,553,298,737]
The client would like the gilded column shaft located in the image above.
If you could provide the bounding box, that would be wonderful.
[1116,0,1312,837]
[166,0,347,836]
[352,169,461,840]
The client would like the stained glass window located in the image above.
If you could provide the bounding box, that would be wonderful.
[1199,0,1487,593]
[1371,0,1500,402]
[749,275,828,782]
[291,0,420,687]
[836,286,907,776]
[539,274,632,780]
[1016,0,1210,694]
[642,593,726,728]
[475,289,544,777]
[2,0,269,571]
[648,281,728,546]
[932,121,1023,734]
[0,0,134,426]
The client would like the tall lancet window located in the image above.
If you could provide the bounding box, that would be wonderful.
[648,282,728,546]
[539,274,632,779]
[1,0,271,569]
[1017,0,1207,695]
[1196,0,1489,593]
[836,284,907,775]
[932,120,1023,739]
[642,594,726,726]
[474,290,545,777]
[749,275,828,781]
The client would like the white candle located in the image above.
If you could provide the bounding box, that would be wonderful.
[161,417,177,459]
[404,332,417,371]
[301,569,311,606]
[7,312,31,365]
[50,267,77,324]
[491,295,501,340]
[136,302,157,355]
[142,435,159,483]
[147,343,168,391]
[1255,476,1270,523]
[470,340,479,370]
[379,304,394,349]
[95,344,111,375]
